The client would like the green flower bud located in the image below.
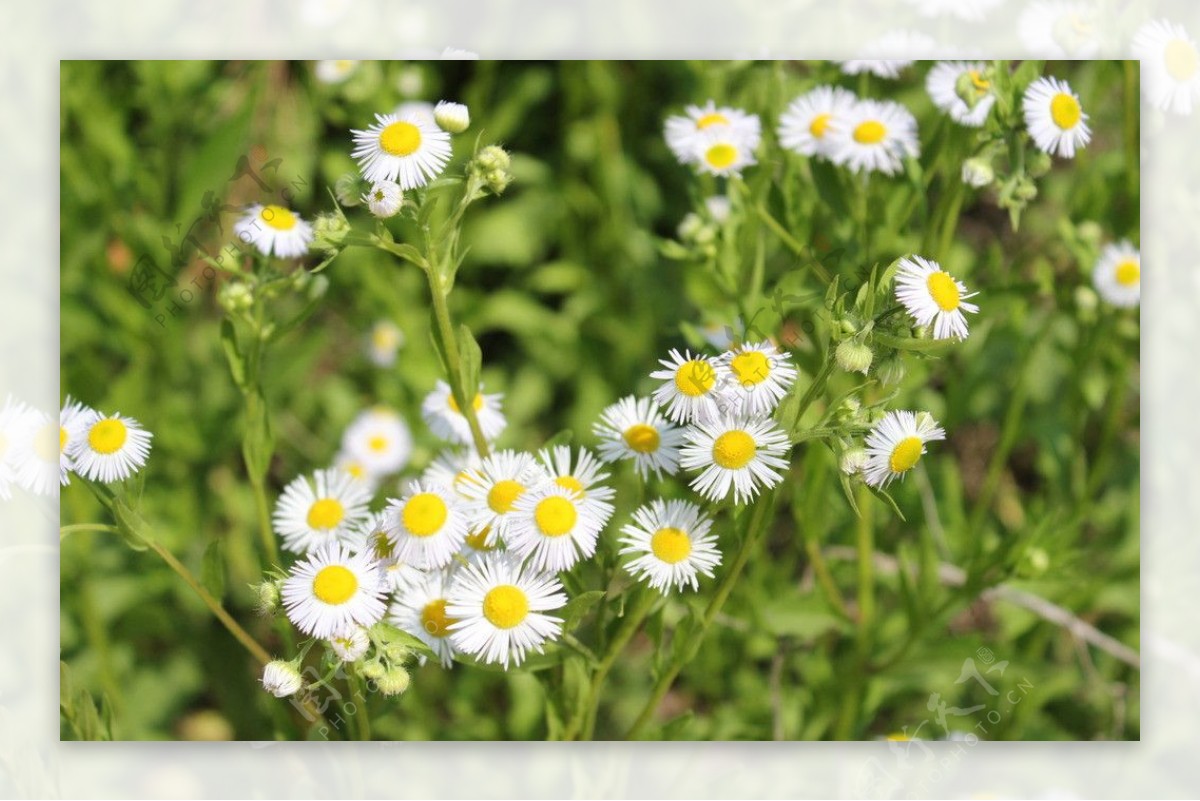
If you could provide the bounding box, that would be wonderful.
[954,66,992,109]
[961,157,994,188]
[840,447,868,476]
[835,339,874,374]
[876,355,906,387]
[476,145,511,173]
[1026,150,1053,178]
[359,661,386,681]
[377,667,411,697]
[434,101,470,134]
[335,174,364,207]
[218,281,253,314]
[253,580,281,615]
[312,211,351,254]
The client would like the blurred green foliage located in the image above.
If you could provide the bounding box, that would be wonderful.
[60,60,1138,740]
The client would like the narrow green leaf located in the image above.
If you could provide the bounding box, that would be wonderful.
[201,539,226,601]
[560,590,605,633]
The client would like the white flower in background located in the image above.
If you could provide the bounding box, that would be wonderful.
[1092,240,1140,308]
[396,66,425,98]
[421,448,482,499]
[664,101,761,165]
[536,445,615,525]
[434,100,470,133]
[700,321,737,350]
[281,543,387,639]
[9,406,58,497]
[234,204,313,259]
[1017,0,1102,59]
[704,195,732,223]
[1132,19,1200,116]
[839,31,937,78]
[593,396,686,479]
[392,101,437,124]
[351,111,451,189]
[389,572,459,668]
[68,411,153,484]
[778,86,858,158]
[261,660,304,698]
[331,451,381,494]
[717,340,798,418]
[383,481,470,570]
[314,60,358,85]
[58,396,93,486]
[362,180,403,219]
[894,256,980,340]
[456,449,549,546]
[446,553,567,669]
[827,99,920,176]
[0,397,33,499]
[926,61,996,127]
[681,416,791,504]
[961,158,995,188]
[862,410,946,488]
[1022,76,1091,158]
[619,499,721,593]
[341,407,413,477]
[273,469,372,554]
[421,380,507,446]
[329,626,370,663]
[649,348,730,424]
[366,319,404,368]
[506,483,608,573]
[902,0,1004,22]
[692,129,757,177]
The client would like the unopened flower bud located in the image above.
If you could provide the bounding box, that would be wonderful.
[335,174,364,207]
[835,339,874,374]
[877,355,906,387]
[312,211,351,252]
[704,195,732,223]
[377,667,411,697]
[961,157,994,188]
[1026,150,1053,178]
[218,281,253,314]
[840,447,868,476]
[476,145,511,173]
[434,100,470,133]
[954,67,992,109]
[363,180,403,219]
[261,660,303,698]
[253,580,281,615]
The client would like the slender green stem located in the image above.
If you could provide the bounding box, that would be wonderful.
[349,669,372,741]
[804,535,851,620]
[249,470,278,568]
[854,486,875,654]
[426,271,491,459]
[755,204,832,283]
[626,494,776,739]
[60,523,122,538]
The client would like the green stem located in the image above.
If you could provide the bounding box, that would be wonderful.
[755,204,832,283]
[854,486,875,654]
[803,535,851,620]
[349,669,372,741]
[626,494,776,739]
[791,355,836,430]
[426,270,491,459]
[248,469,278,568]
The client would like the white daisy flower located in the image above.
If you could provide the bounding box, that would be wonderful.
[1022,76,1091,158]
[1132,19,1200,116]
[329,626,371,662]
[348,512,427,593]
[58,396,94,486]
[362,180,403,218]
[456,449,549,545]
[421,448,483,499]
[926,61,996,127]
[351,110,452,189]
[281,543,387,639]
[894,256,980,340]
[535,445,615,523]
[10,406,61,496]
[1092,240,1140,308]
[1017,1,1102,59]
[389,571,460,667]
[827,99,920,176]
[340,406,413,477]
[393,101,437,124]
[506,483,607,573]
[233,204,313,259]
[382,481,470,570]
[261,660,304,698]
[717,341,798,418]
[366,319,404,368]
[593,396,685,480]
[778,86,858,158]
[331,451,381,494]
[664,100,761,165]
[862,410,946,488]
[649,348,731,424]
[433,100,470,133]
[68,411,153,484]
[619,499,721,593]
[421,380,507,446]
[446,553,567,669]
[314,59,358,85]
[681,416,791,504]
[692,128,757,177]
[273,469,373,555]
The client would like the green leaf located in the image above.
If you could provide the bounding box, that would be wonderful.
[542,429,574,450]
[110,498,149,552]
[457,323,483,401]
[560,590,605,633]
[201,539,226,601]
[810,159,850,219]
[662,710,696,740]
[241,391,275,481]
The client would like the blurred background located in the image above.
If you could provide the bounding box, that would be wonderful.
[59,60,1138,740]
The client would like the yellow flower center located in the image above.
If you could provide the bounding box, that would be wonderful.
[534,496,577,537]
[809,112,832,139]
[555,475,585,495]
[674,360,716,397]
[307,498,345,530]
[853,120,887,144]
[312,564,358,605]
[650,527,692,564]
[482,584,529,629]
[704,143,738,169]
[926,272,961,312]
[465,525,495,551]
[968,70,990,90]
[344,460,366,479]
[59,425,68,453]
[1115,259,1140,287]
[370,531,394,561]
[88,418,128,455]
[402,492,448,537]
[487,479,525,514]
[695,112,729,129]
[1166,39,1199,81]
[889,436,924,474]
[379,121,422,156]
[372,326,397,350]
[1049,92,1081,130]
[367,434,388,452]
[259,204,297,231]
[420,599,455,638]
[623,424,660,454]
[447,393,484,414]
[730,350,770,386]
[34,422,58,462]
[712,430,756,469]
